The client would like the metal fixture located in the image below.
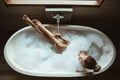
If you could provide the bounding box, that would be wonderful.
[53,14,64,33]
[45,8,73,23]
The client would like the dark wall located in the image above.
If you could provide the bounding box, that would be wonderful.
[0,0,120,79]
[0,0,120,31]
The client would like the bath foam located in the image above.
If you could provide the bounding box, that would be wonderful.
[13,29,110,73]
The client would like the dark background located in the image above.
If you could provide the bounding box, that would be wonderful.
[0,0,120,80]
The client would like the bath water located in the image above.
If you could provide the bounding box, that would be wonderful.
[14,29,106,73]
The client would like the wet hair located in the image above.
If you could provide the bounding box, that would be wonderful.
[84,56,101,72]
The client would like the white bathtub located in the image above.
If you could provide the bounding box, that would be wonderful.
[4,25,116,77]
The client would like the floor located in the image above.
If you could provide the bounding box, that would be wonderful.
[0,31,120,80]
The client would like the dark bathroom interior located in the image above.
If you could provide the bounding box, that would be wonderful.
[0,0,120,80]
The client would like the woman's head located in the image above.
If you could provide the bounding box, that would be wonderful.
[78,50,101,72]
[84,56,101,72]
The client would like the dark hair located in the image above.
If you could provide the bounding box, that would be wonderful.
[84,56,101,72]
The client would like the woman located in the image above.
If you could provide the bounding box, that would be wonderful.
[78,50,101,72]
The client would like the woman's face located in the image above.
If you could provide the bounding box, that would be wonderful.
[78,51,88,67]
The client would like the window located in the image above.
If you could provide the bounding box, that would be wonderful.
[3,0,104,6]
